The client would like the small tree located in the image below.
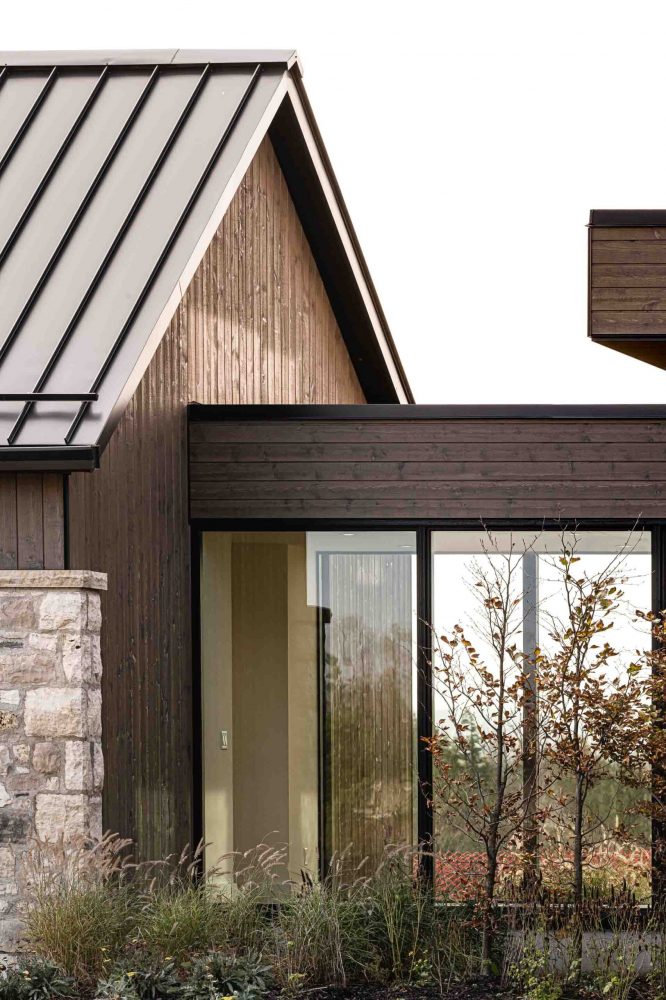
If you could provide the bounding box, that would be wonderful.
[426,537,543,966]
[537,539,654,908]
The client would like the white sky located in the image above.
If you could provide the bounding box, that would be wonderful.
[6,0,666,403]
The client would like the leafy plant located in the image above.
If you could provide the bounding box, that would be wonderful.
[185,951,272,999]
[95,961,182,1000]
[0,959,76,1000]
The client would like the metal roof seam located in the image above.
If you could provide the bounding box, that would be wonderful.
[0,66,57,177]
[7,64,212,444]
[0,52,410,461]
[0,66,110,268]
[0,66,161,371]
[64,64,263,445]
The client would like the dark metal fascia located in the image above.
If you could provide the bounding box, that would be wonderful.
[589,210,666,227]
[278,79,414,404]
[0,445,98,471]
[187,402,666,422]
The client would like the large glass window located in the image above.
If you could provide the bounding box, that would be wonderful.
[200,530,417,878]
[308,532,417,872]
[431,530,652,897]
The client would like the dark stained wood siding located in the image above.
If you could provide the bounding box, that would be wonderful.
[190,413,666,521]
[67,136,366,860]
[0,472,64,569]
[590,225,666,368]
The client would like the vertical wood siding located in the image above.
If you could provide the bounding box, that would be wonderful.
[67,135,366,860]
[0,472,64,569]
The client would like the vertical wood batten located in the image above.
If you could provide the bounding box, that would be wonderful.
[0,471,65,570]
[67,134,366,860]
[0,473,18,569]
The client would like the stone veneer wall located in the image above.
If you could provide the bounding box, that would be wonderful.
[0,570,107,955]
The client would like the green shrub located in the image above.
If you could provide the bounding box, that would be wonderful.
[0,959,76,999]
[184,952,272,999]
[94,960,182,1000]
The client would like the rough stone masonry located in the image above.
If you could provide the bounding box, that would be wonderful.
[0,570,107,955]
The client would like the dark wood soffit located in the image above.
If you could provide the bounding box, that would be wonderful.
[188,407,666,522]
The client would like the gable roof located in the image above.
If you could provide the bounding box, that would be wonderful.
[0,49,412,471]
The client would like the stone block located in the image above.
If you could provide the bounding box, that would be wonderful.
[24,689,85,738]
[0,847,15,880]
[0,691,19,710]
[93,741,104,792]
[0,713,17,732]
[0,648,58,686]
[11,746,29,766]
[87,689,102,738]
[0,595,39,629]
[0,784,11,808]
[35,793,95,843]
[32,743,61,776]
[64,742,92,792]
[61,634,91,684]
[39,592,86,633]
[0,917,25,953]
[86,593,102,635]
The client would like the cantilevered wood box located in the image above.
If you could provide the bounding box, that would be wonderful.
[589,210,666,369]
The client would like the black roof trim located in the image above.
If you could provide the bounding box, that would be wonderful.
[0,50,301,72]
[589,210,666,227]
[189,403,666,421]
[0,445,98,471]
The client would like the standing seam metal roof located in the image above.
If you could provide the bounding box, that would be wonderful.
[0,50,412,468]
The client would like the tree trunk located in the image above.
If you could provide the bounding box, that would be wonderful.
[482,852,498,970]
[571,772,585,972]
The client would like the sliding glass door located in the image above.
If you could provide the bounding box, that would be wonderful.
[431,529,652,895]
[200,525,654,889]
[200,530,417,878]
[309,532,417,872]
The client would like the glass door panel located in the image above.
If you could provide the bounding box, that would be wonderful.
[308,531,417,873]
[431,529,652,899]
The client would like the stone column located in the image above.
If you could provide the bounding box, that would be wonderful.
[0,570,107,955]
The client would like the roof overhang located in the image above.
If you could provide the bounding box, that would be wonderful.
[0,50,412,474]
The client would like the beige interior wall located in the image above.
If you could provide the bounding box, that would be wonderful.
[201,534,234,868]
[200,532,318,876]
[287,542,318,876]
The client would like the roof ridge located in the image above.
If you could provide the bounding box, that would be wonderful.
[0,49,300,71]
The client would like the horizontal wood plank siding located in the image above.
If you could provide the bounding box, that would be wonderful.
[590,225,666,346]
[0,472,64,569]
[67,136,366,860]
[189,415,666,522]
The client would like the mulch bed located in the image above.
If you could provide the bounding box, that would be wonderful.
[266,983,516,999]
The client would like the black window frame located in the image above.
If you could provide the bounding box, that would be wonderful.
[191,518,666,888]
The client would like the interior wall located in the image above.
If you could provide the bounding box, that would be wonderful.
[200,532,318,875]
[67,134,366,860]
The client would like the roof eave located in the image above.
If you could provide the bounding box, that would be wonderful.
[0,445,99,471]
